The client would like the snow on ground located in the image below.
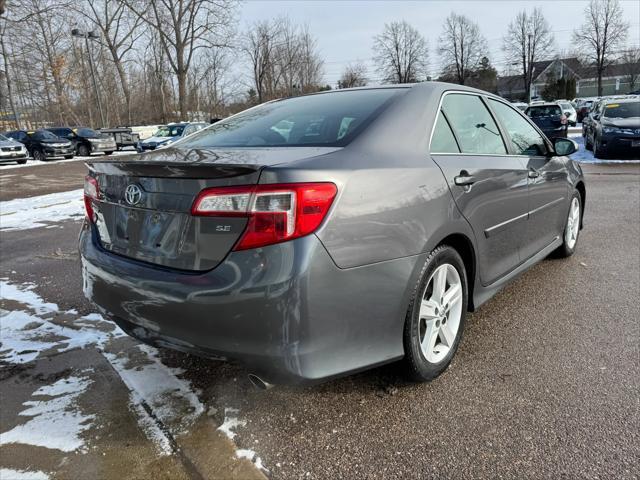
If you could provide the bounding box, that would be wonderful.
[0,468,50,480]
[569,133,640,164]
[0,374,95,452]
[0,279,256,462]
[0,150,135,171]
[0,189,84,231]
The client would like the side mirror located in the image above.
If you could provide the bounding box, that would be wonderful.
[553,137,578,156]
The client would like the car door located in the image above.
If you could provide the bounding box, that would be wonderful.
[430,92,530,286]
[488,99,570,260]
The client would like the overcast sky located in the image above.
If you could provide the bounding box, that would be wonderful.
[240,0,640,86]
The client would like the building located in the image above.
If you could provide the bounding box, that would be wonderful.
[498,57,639,101]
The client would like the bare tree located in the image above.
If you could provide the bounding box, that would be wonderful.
[621,48,640,91]
[373,20,428,84]
[125,0,238,118]
[438,13,487,85]
[338,62,368,89]
[503,8,554,101]
[243,17,324,103]
[573,0,629,96]
[0,18,21,128]
[79,0,145,125]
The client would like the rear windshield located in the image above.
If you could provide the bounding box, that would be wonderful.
[155,125,185,137]
[77,128,101,137]
[32,130,59,140]
[527,105,562,118]
[179,89,404,148]
[602,102,640,119]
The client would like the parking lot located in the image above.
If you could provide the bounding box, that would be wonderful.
[1,150,638,479]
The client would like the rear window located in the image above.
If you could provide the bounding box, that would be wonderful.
[77,128,101,137]
[603,102,640,119]
[179,89,404,148]
[526,105,562,118]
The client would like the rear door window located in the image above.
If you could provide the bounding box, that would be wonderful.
[430,111,460,153]
[441,94,507,155]
[489,99,547,156]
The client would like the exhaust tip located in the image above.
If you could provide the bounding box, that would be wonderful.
[248,374,274,390]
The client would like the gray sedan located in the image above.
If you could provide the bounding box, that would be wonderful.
[0,133,28,164]
[80,83,585,386]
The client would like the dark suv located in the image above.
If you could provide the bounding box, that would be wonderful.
[524,103,568,139]
[47,127,116,157]
[4,129,74,161]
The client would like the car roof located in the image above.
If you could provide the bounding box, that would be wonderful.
[527,103,562,107]
[602,97,639,104]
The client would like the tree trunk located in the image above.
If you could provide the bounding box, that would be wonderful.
[1,34,21,129]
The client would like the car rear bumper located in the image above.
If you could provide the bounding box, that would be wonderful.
[79,222,416,384]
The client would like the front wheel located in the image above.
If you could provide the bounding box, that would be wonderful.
[17,159,27,165]
[403,245,468,382]
[78,144,90,157]
[554,191,582,258]
[33,149,45,161]
[593,137,608,159]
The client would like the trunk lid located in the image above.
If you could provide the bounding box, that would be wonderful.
[86,146,339,271]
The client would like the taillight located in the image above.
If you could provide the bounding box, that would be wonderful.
[191,183,337,250]
[84,175,99,222]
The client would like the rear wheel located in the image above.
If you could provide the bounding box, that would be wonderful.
[403,245,468,382]
[555,191,582,258]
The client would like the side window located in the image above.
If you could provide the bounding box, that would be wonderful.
[489,99,547,156]
[183,126,196,136]
[442,94,506,155]
[430,111,460,153]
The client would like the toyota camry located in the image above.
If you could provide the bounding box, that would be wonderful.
[80,83,585,387]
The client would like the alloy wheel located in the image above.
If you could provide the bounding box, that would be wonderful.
[418,263,463,363]
[565,197,580,249]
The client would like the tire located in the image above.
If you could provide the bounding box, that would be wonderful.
[593,137,608,159]
[403,245,468,382]
[78,144,90,157]
[585,134,593,151]
[33,149,45,161]
[104,151,114,156]
[554,190,582,258]
[64,155,74,159]
[17,159,27,165]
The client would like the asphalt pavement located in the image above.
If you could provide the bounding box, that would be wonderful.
[0,159,639,479]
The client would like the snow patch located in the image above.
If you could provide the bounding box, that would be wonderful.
[569,134,640,164]
[0,280,59,314]
[218,407,246,440]
[0,189,84,231]
[0,468,50,480]
[236,449,268,472]
[0,374,94,452]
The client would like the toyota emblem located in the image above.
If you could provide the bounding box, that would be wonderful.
[125,184,143,206]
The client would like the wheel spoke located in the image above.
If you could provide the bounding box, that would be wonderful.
[431,266,447,302]
[420,319,439,362]
[420,298,439,320]
[439,323,456,347]
[442,282,462,311]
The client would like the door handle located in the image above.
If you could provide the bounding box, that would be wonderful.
[454,171,477,186]
[528,168,540,179]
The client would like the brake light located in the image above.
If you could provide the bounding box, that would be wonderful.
[84,175,99,222]
[191,183,338,250]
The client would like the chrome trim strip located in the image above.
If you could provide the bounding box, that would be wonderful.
[484,212,528,238]
[528,197,565,216]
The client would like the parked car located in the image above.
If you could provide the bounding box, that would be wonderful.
[586,98,640,159]
[98,127,140,150]
[582,98,605,144]
[576,99,595,123]
[557,101,577,126]
[0,133,28,164]
[4,129,74,161]
[136,122,208,152]
[511,102,528,111]
[81,83,585,386]
[47,127,116,156]
[525,103,568,139]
